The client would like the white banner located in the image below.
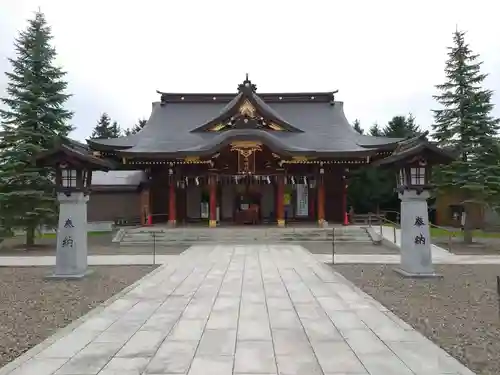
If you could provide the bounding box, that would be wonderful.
[296,184,309,217]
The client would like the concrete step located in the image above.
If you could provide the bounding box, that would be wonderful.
[118,226,374,245]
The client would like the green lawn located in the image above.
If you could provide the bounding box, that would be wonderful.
[40,231,111,239]
[430,227,500,238]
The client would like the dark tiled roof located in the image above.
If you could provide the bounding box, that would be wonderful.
[88,92,402,157]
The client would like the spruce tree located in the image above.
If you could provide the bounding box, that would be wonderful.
[352,119,363,134]
[0,11,74,246]
[369,123,382,136]
[432,29,500,242]
[91,113,122,138]
[383,114,421,138]
[125,118,147,135]
[91,113,111,138]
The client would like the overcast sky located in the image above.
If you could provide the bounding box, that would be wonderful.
[1,0,500,141]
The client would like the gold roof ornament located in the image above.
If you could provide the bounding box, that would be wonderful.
[238,100,256,118]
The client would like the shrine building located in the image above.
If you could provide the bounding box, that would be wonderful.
[86,76,405,227]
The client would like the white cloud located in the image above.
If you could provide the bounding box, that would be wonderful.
[1,0,500,140]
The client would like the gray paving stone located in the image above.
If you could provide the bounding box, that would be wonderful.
[197,329,237,356]
[272,329,312,355]
[36,330,99,358]
[342,328,389,354]
[212,297,240,312]
[54,341,123,374]
[302,318,343,341]
[3,244,476,375]
[293,303,328,320]
[312,341,366,373]
[188,355,234,375]
[234,341,276,374]
[275,354,323,375]
[8,358,68,375]
[356,352,414,375]
[168,319,206,340]
[99,357,150,374]
[116,330,167,357]
[238,319,272,341]
[206,310,239,329]
[268,309,302,329]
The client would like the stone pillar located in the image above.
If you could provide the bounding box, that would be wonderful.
[276,175,285,227]
[168,180,176,226]
[395,190,441,277]
[317,175,326,227]
[49,192,90,279]
[209,175,217,228]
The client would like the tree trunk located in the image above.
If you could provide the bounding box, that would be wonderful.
[26,226,35,247]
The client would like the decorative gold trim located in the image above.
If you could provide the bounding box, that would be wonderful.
[292,156,310,162]
[277,219,285,227]
[184,156,200,163]
[209,123,226,131]
[230,141,262,148]
[209,220,217,228]
[268,122,284,131]
[238,100,256,117]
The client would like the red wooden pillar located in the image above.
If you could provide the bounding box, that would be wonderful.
[276,175,285,227]
[209,175,217,228]
[168,179,176,227]
[342,171,349,225]
[317,169,325,227]
[140,186,151,225]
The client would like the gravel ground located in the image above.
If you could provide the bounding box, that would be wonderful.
[433,236,500,255]
[302,242,398,254]
[0,265,157,367]
[334,264,500,375]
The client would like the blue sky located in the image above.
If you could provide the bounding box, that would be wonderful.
[1,0,500,140]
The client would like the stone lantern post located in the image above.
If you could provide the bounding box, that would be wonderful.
[375,132,455,277]
[35,140,114,278]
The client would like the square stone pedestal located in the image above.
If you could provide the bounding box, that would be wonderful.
[395,190,442,278]
[47,192,91,279]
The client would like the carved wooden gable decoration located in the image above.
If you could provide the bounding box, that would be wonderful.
[230,141,262,174]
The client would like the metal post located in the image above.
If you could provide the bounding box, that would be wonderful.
[331,227,335,265]
[379,217,383,237]
[497,276,500,297]
[393,225,397,244]
[152,231,156,265]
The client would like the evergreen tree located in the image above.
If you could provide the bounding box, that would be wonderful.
[109,121,122,137]
[432,29,500,242]
[91,113,122,138]
[352,119,363,134]
[125,118,147,135]
[0,11,74,246]
[369,123,382,136]
[383,114,421,138]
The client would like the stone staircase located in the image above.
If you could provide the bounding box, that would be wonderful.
[116,226,374,245]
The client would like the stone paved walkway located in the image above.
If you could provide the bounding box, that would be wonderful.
[2,245,474,375]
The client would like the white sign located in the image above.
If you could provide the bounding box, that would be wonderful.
[296,184,309,217]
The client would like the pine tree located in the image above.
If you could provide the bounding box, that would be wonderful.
[125,118,147,135]
[0,11,74,246]
[109,121,122,137]
[352,119,363,134]
[91,113,122,138]
[432,29,500,242]
[92,113,111,138]
[383,114,421,138]
[369,123,382,136]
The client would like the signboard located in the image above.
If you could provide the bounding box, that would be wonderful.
[296,184,309,217]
